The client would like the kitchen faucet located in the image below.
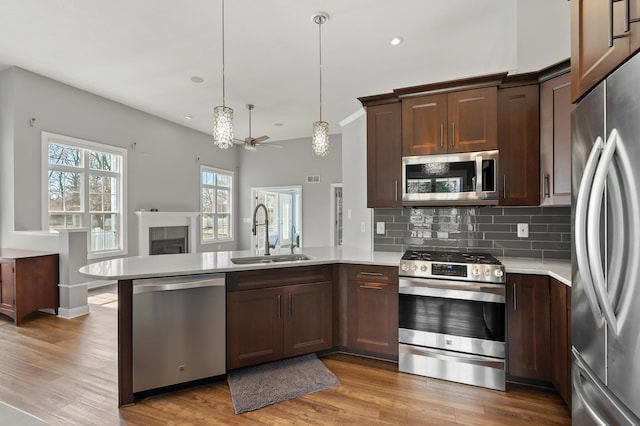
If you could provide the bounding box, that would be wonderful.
[252,203,270,256]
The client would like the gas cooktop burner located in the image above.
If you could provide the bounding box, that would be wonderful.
[401,250,501,265]
[399,250,505,283]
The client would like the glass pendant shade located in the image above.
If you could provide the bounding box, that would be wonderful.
[311,121,329,157]
[213,105,234,149]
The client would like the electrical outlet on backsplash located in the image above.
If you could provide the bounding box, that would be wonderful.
[373,206,571,260]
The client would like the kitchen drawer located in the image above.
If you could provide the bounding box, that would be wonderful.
[345,264,398,284]
[227,265,333,292]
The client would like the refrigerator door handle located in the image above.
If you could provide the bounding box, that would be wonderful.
[573,348,640,426]
[610,131,640,326]
[587,129,620,336]
[575,136,605,325]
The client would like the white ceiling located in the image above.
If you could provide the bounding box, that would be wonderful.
[0,1,567,143]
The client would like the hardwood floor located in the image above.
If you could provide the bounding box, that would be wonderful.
[0,290,571,425]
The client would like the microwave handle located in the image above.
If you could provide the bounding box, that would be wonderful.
[475,156,485,198]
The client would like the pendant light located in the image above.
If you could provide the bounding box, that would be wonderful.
[213,0,233,149]
[311,12,329,157]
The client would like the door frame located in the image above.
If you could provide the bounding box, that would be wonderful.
[250,186,303,249]
[329,183,343,246]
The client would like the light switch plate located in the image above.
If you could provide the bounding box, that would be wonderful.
[376,222,385,234]
[360,222,366,233]
[517,223,529,238]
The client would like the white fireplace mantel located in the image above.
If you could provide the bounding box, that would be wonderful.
[135,211,199,256]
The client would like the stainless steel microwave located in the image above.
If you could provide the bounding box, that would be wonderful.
[402,150,499,205]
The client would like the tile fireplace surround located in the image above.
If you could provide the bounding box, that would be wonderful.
[135,211,199,256]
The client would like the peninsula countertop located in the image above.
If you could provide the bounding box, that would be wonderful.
[79,246,571,286]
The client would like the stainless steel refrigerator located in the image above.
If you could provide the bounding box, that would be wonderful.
[572,51,640,425]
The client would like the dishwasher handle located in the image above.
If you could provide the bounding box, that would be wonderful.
[133,274,225,294]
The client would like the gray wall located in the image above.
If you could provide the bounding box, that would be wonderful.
[516,0,570,72]
[237,134,342,250]
[340,111,372,251]
[0,67,239,257]
[374,206,571,260]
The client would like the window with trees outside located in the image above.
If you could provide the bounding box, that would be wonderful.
[43,132,127,258]
[201,165,233,243]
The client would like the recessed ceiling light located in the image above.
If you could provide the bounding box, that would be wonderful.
[390,37,404,46]
[184,115,193,120]
[274,123,284,127]
[190,76,204,83]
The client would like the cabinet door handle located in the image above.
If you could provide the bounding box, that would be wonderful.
[451,122,456,146]
[360,285,382,290]
[277,294,282,319]
[359,272,384,277]
[544,174,550,198]
[440,123,444,148]
[503,175,507,199]
[513,283,517,311]
[288,293,293,319]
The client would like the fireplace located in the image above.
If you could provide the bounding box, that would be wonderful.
[135,211,199,256]
[149,225,188,255]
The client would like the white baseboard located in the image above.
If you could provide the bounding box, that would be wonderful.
[57,305,90,319]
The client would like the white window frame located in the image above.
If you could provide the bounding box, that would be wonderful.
[41,131,128,259]
[200,165,234,244]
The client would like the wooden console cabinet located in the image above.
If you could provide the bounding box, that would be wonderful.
[0,249,59,325]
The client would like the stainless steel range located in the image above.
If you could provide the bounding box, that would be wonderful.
[398,250,506,391]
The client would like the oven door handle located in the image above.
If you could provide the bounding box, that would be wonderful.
[399,277,505,303]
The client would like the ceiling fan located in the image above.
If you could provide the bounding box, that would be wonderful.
[233,104,282,151]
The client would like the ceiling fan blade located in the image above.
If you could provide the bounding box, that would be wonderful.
[232,138,245,145]
[260,143,283,148]
[254,135,270,143]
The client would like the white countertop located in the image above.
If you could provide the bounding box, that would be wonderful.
[79,246,571,286]
[500,257,572,287]
[79,246,402,281]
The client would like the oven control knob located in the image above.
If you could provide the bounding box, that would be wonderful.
[401,263,409,272]
[411,264,418,272]
[472,267,481,277]
[420,265,428,272]
[494,269,504,278]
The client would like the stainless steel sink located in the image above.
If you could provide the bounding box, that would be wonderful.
[230,254,311,265]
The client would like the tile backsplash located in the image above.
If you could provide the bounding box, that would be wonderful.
[373,206,571,260]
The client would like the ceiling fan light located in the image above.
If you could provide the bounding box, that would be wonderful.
[311,120,329,157]
[213,105,234,149]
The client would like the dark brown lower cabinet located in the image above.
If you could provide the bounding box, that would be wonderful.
[550,277,571,406]
[506,274,551,382]
[345,265,398,359]
[226,266,333,370]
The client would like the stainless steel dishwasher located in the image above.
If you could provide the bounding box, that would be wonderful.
[132,274,226,393]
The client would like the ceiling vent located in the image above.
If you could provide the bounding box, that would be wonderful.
[306,175,321,183]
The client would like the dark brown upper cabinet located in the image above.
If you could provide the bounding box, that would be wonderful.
[571,0,630,102]
[497,74,540,206]
[396,74,504,156]
[358,95,402,208]
[539,61,573,206]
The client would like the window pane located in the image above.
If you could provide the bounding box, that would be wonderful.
[202,188,214,213]
[216,189,229,213]
[49,192,63,211]
[49,170,82,212]
[217,215,229,239]
[49,214,82,230]
[48,143,82,167]
[91,213,118,251]
[202,171,214,186]
[202,214,214,240]
[89,174,118,212]
[216,173,231,187]
[90,151,119,172]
